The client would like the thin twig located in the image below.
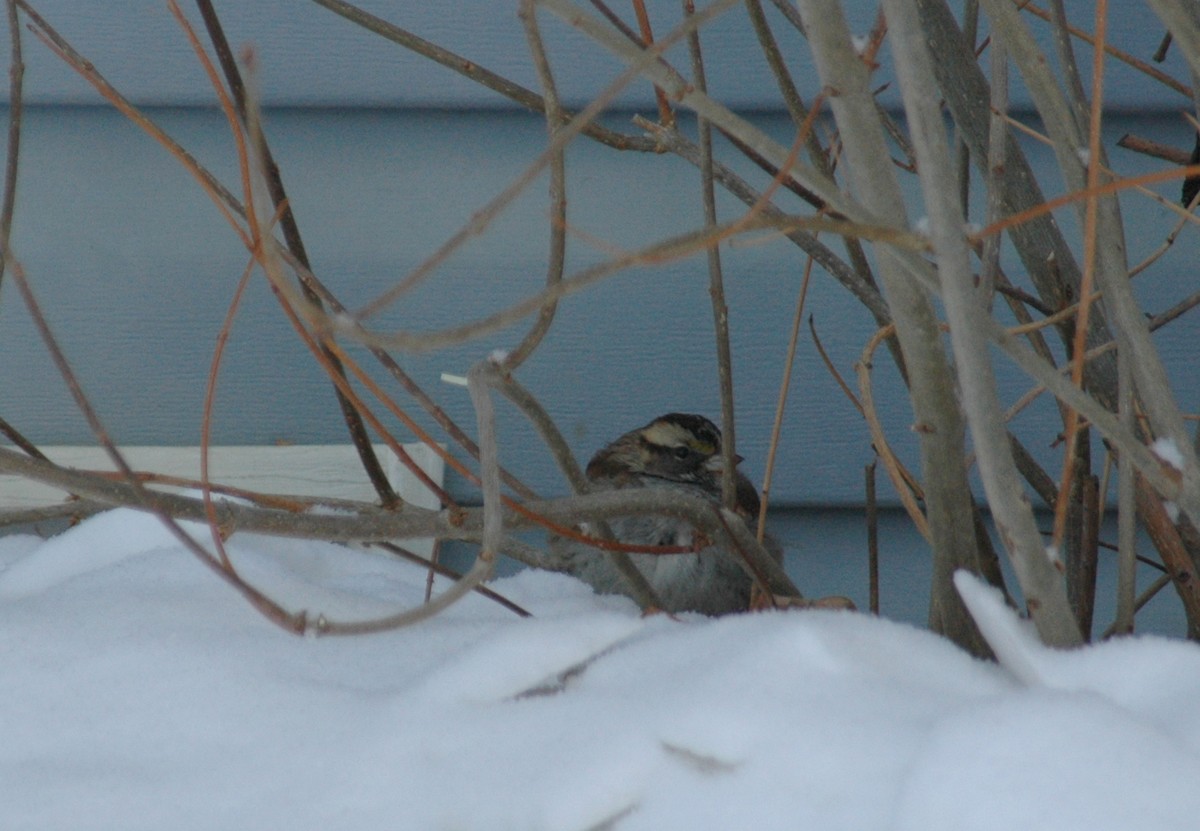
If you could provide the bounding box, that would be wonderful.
[809,316,862,415]
[756,254,813,543]
[0,0,23,289]
[0,499,107,527]
[1103,575,1172,639]
[956,0,979,217]
[1115,348,1137,635]
[1117,132,1192,165]
[1134,475,1200,639]
[866,459,879,615]
[1051,0,1108,554]
[422,537,439,604]
[764,0,806,35]
[505,0,567,371]
[1046,0,1090,131]
[1155,30,1174,63]
[979,35,1008,306]
[467,362,503,565]
[856,325,929,541]
[371,541,531,618]
[633,0,674,126]
[1149,286,1200,330]
[313,558,494,636]
[0,414,47,460]
[683,0,737,512]
[744,0,806,126]
[200,253,257,570]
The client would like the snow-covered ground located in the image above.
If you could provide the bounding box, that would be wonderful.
[3,507,1200,830]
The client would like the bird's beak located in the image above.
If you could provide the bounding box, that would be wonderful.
[705,453,743,472]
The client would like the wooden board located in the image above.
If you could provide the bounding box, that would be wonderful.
[0,443,445,511]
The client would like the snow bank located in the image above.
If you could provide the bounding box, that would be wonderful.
[2,509,1199,830]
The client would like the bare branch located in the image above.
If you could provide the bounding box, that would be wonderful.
[798,0,990,653]
[886,0,1082,646]
[683,0,738,512]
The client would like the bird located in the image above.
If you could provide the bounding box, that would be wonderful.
[546,412,779,615]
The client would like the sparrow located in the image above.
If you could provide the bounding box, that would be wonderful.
[547,412,779,615]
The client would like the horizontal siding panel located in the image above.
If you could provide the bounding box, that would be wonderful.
[0,2,1191,111]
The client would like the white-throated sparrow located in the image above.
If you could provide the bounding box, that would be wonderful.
[547,412,780,615]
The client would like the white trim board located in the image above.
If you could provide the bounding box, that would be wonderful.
[0,444,445,511]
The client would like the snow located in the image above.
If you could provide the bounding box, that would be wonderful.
[954,570,1045,685]
[1151,436,1186,471]
[4,509,1200,829]
[1044,543,1064,572]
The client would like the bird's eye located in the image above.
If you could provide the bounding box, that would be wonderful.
[673,446,691,460]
